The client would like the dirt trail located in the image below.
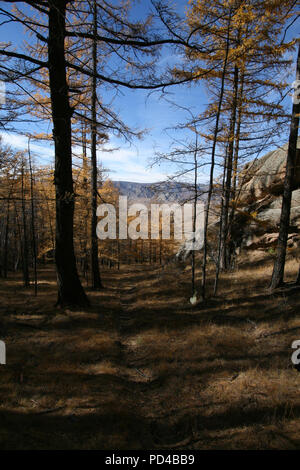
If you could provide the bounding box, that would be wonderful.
[113,265,192,449]
[117,267,152,376]
[0,258,300,449]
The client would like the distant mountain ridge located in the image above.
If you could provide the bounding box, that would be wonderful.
[112,180,209,204]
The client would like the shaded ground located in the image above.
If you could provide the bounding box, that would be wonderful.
[0,252,300,449]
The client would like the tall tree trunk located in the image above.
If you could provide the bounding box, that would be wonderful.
[214,65,240,295]
[21,161,30,287]
[3,172,16,278]
[3,197,10,278]
[191,141,198,297]
[201,11,232,299]
[227,70,245,257]
[28,139,38,295]
[43,183,55,253]
[90,0,102,289]
[214,142,228,296]
[48,0,89,307]
[13,201,22,272]
[82,123,90,283]
[117,239,120,270]
[219,65,239,271]
[270,42,300,289]
[140,239,144,263]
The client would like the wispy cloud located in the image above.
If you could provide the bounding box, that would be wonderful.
[0,131,209,184]
[0,132,54,162]
[100,141,168,182]
[0,131,168,183]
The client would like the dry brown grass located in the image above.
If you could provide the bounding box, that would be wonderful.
[0,253,300,449]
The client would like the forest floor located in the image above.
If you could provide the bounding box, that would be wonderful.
[0,250,300,450]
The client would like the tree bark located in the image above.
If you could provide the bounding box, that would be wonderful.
[219,64,239,271]
[191,139,198,297]
[214,142,228,296]
[227,69,245,266]
[21,160,30,287]
[270,42,300,290]
[90,0,102,289]
[201,10,232,299]
[3,171,16,278]
[48,0,89,307]
[3,196,10,278]
[28,139,38,295]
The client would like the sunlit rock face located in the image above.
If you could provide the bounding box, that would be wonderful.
[237,138,300,251]
[240,138,300,204]
[258,189,300,225]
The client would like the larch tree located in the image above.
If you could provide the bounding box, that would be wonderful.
[174,0,297,298]
[270,40,300,289]
[0,0,215,306]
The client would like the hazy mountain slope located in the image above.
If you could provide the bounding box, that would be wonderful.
[112,180,209,204]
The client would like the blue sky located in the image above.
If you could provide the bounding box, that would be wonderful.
[0,1,299,183]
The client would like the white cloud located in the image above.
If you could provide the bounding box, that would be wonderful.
[0,131,208,184]
[0,132,54,162]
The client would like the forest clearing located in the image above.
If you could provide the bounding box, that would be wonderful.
[0,250,299,450]
[0,0,300,453]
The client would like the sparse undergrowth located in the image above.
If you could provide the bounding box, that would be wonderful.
[0,252,299,449]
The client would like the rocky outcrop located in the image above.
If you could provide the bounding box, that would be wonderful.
[240,138,300,203]
[237,139,300,250]
[257,189,300,225]
[244,231,300,250]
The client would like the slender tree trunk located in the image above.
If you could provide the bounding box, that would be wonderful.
[227,70,245,258]
[191,141,198,296]
[117,239,120,270]
[140,239,144,263]
[21,161,30,287]
[3,198,10,278]
[270,42,300,289]
[43,185,55,253]
[82,124,90,283]
[28,139,37,295]
[159,214,162,265]
[201,11,232,299]
[153,244,156,263]
[219,65,239,270]
[214,143,228,296]
[13,201,22,272]
[3,172,15,278]
[48,0,89,307]
[90,0,102,289]
[214,65,241,295]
